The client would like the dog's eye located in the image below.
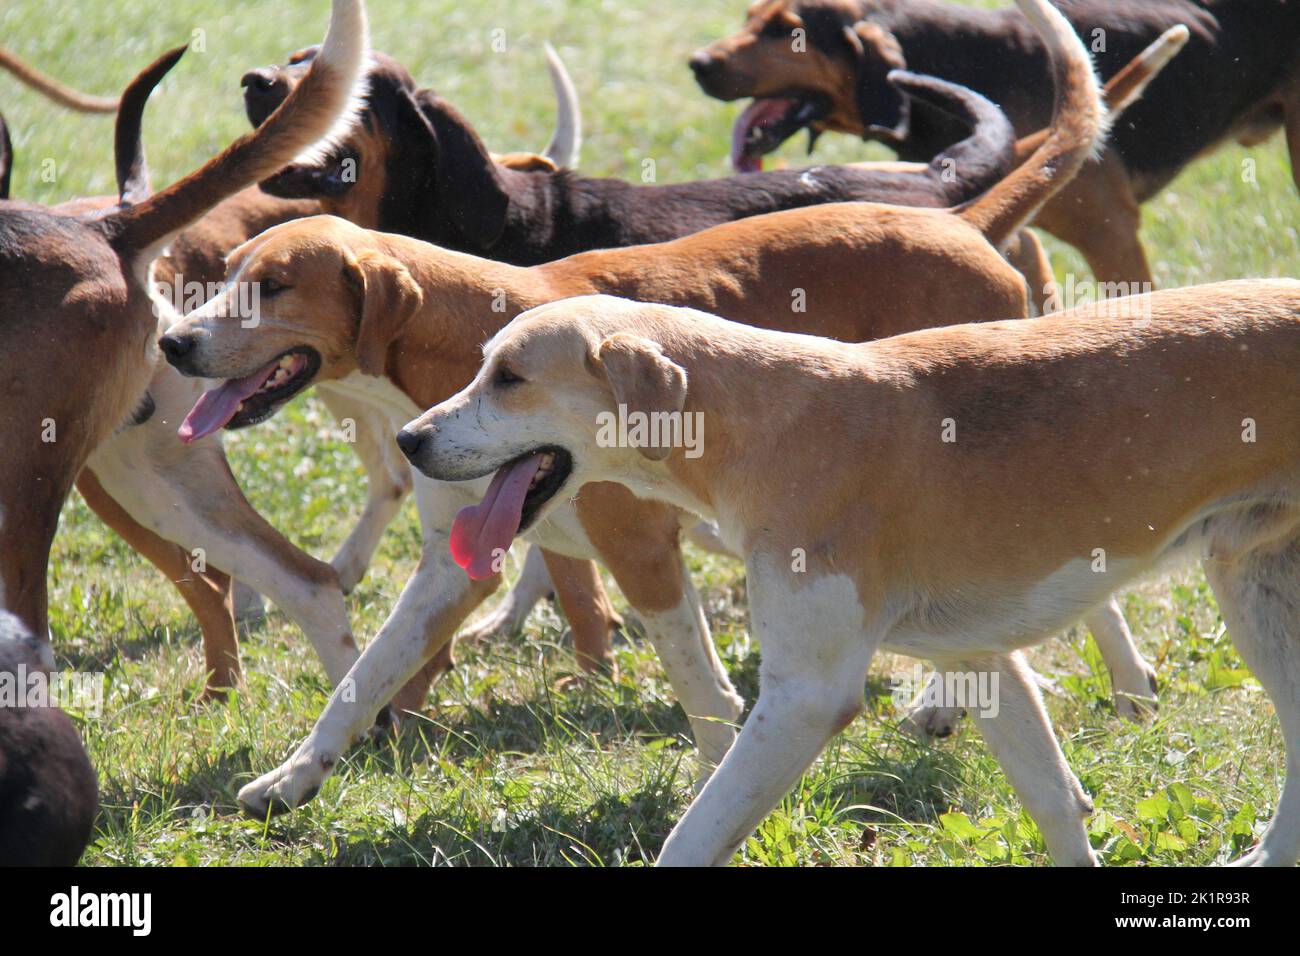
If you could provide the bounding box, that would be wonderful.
[261,279,289,298]
[494,365,524,388]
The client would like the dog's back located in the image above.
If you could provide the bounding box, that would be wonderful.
[0,612,97,866]
[876,0,1299,197]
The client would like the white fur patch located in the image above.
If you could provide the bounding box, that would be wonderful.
[292,0,373,168]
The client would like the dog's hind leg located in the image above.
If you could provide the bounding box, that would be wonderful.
[953,651,1098,866]
[77,469,241,696]
[542,551,622,674]
[1083,597,1157,721]
[1206,537,1300,867]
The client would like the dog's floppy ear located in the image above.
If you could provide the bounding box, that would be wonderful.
[0,112,12,201]
[344,250,425,377]
[411,90,512,250]
[595,333,688,461]
[842,21,910,142]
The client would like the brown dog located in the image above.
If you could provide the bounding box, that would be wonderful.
[692,0,1300,286]
[200,26,1176,679]
[4,41,618,696]
[158,0,1154,814]
[401,279,1300,867]
[0,0,369,654]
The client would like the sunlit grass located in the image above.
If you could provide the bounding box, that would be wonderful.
[5,0,1296,865]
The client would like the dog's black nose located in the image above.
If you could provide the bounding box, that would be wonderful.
[395,429,425,461]
[158,334,195,363]
[689,51,718,77]
[240,68,279,92]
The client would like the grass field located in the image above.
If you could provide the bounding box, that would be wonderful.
[4,0,1300,866]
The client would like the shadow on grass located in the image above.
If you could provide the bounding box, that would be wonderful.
[325,781,685,866]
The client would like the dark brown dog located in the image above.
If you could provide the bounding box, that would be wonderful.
[0,612,97,866]
[242,45,1025,264]
[0,0,368,645]
[692,0,1300,286]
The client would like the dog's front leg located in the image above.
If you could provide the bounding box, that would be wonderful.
[318,387,412,593]
[657,565,880,865]
[87,427,360,687]
[237,546,498,816]
[945,650,1097,866]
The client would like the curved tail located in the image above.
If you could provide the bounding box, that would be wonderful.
[886,72,1015,193]
[1012,25,1190,165]
[110,0,370,255]
[114,47,188,205]
[957,0,1105,248]
[0,48,118,113]
[542,42,582,169]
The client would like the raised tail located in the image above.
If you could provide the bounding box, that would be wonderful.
[542,43,582,169]
[0,112,11,200]
[957,0,1104,248]
[0,48,119,113]
[1011,25,1190,165]
[114,46,188,205]
[109,0,370,256]
[886,72,1016,196]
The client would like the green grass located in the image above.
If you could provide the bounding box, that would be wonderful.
[5,0,1299,866]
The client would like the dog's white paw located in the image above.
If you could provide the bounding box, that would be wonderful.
[900,702,965,740]
[238,747,336,818]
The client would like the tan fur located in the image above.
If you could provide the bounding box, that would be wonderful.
[407,279,1300,865]
[0,0,369,643]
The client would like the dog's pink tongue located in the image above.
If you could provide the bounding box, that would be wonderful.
[730,98,791,173]
[449,454,544,581]
[177,361,277,444]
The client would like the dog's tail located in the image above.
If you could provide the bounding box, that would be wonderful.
[887,72,1015,196]
[114,47,188,206]
[0,48,119,113]
[1011,25,1189,165]
[110,0,369,256]
[0,111,12,200]
[956,0,1104,248]
[542,43,582,169]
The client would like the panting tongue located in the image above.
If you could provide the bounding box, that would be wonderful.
[449,453,544,581]
[730,97,795,173]
[177,360,278,444]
